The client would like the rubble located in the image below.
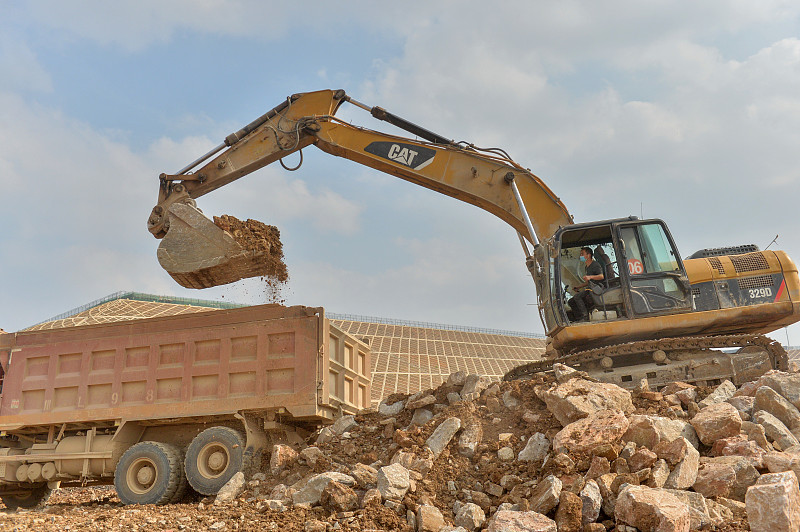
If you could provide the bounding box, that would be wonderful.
[754,385,800,433]
[698,379,736,408]
[5,367,800,531]
[745,470,800,531]
[754,409,800,449]
[214,471,245,505]
[552,409,630,453]
[540,379,633,426]
[615,485,691,532]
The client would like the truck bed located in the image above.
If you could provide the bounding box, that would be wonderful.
[0,304,370,436]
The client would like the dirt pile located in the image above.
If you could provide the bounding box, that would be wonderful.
[214,215,289,302]
[5,367,800,530]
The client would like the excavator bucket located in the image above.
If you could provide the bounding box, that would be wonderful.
[157,203,274,289]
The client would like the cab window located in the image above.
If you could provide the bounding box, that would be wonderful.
[620,223,679,275]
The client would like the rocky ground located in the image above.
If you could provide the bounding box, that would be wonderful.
[3,366,800,531]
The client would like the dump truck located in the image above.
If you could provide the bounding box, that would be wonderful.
[0,304,370,507]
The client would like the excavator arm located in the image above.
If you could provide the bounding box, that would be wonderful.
[148,89,573,289]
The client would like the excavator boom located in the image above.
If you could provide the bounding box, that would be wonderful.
[148,89,572,289]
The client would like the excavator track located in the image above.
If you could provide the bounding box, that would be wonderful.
[504,334,788,387]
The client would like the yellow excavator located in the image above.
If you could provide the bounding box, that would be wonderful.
[147,89,800,388]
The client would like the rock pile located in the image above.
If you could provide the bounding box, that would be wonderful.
[223,365,800,531]
[5,366,800,531]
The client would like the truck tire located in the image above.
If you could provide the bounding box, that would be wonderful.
[114,441,185,505]
[170,466,190,503]
[184,427,245,496]
[0,484,51,510]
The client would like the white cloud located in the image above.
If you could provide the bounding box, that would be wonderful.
[0,37,52,93]
[285,233,537,331]
[20,1,407,52]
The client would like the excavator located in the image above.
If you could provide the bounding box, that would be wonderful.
[147,89,800,388]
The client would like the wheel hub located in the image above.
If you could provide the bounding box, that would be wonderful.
[208,451,226,471]
[137,466,155,485]
[197,443,230,479]
[127,457,158,494]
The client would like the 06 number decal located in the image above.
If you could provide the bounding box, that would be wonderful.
[627,258,644,275]
[748,287,772,299]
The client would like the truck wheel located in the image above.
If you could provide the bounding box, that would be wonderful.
[114,441,185,505]
[0,484,51,510]
[184,427,245,495]
[170,467,190,503]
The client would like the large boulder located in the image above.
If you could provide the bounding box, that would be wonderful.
[746,470,800,531]
[693,461,737,498]
[701,456,761,501]
[417,504,446,532]
[330,414,357,435]
[292,472,356,506]
[320,480,358,513]
[663,489,714,530]
[391,450,433,476]
[689,402,741,445]
[214,471,245,505]
[754,385,800,431]
[270,444,298,476]
[580,479,602,525]
[376,464,410,501]
[541,379,633,426]
[518,432,550,462]
[698,380,736,409]
[485,510,556,532]
[756,370,800,409]
[379,400,405,416]
[615,485,691,532]
[623,415,699,449]
[457,421,483,458]
[454,502,486,532]
[426,417,462,458]
[647,459,670,489]
[754,410,800,450]
[655,437,700,490]
[727,395,755,417]
[552,409,630,454]
[763,451,800,478]
[349,463,378,488]
[628,448,658,471]
[529,474,562,515]
[461,374,490,401]
[554,491,582,532]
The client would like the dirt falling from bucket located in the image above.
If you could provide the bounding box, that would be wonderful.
[213,215,289,303]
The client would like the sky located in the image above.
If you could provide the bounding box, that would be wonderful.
[2,1,800,344]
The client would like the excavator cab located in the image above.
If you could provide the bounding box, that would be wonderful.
[536,217,692,332]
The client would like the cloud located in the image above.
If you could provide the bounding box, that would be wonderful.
[199,168,364,235]
[0,37,52,93]
[19,1,407,52]
[285,233,537,331]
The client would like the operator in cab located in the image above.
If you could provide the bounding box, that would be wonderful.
[568,247,605,322]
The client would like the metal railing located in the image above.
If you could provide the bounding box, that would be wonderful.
[32,291,246,327]
[30,291,545,339]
